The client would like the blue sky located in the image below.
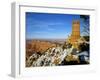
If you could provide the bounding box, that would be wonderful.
[26,12,89,39]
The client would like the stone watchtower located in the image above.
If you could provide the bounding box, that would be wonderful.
[67,20,80,48]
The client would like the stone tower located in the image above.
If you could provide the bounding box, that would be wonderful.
[67,20,80,48]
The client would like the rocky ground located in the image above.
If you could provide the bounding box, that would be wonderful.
[26,40,89,67]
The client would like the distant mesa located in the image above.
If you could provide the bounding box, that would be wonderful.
[26,40,57,57]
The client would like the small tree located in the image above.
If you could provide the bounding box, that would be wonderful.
[80,15,90,36]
